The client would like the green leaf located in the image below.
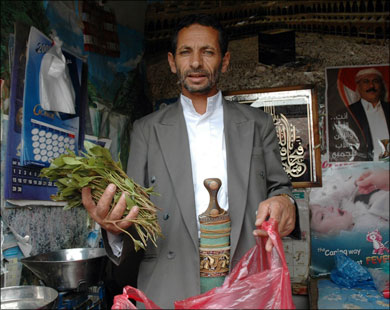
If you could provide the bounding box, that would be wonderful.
[51,156,65,167]
[89,146,103,157]
[124,178,135,191]
[66,149,76,157]
[72,173,83,183]
[133,239,145,251]
[63,199,81,210]
[145,186,156,195]
[57,178,73,186]
[62,157,83,165]
[125,194,136,208]
[113,192,122,205]
[61,186,77,196]
[101,147,113,162]
[135,225,147,248]
[88,157,96,166]
[84,140,97,153]
[71,165,84,174]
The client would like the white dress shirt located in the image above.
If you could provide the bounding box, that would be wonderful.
[360,99,389,160]
[108,91,229,256]
[181,91,229,229]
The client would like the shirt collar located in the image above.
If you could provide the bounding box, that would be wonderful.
[181,91,223,116]
[361,98,381,112]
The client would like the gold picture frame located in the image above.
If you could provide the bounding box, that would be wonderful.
[224,85,322,188]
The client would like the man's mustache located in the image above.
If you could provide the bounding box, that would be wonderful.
[366,87,378,93]
[184,69,210,77]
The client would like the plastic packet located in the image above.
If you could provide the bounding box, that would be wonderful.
[330,252,375,289]
[39,36,76,114]
[368,268,390,299]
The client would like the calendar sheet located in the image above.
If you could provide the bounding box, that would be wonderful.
[21,26,86,167]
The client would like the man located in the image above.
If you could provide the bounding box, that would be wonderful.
[82,14,300,308]
[348,68,390,161]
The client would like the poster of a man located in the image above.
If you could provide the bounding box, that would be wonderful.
[326,65,389,162]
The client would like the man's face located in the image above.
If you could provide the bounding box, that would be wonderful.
[356,73,383,104]
[310,204,354,235]
[168,24,230,97]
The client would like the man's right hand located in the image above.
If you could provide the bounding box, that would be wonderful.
[81,183,139,235]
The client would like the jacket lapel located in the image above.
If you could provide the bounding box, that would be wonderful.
[155,102,199,250]
[355,100,373,150]
[223,100,255,259]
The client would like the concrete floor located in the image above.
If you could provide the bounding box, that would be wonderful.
[293,294,310,309]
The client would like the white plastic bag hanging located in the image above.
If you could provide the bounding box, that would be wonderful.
[39,36,76,114]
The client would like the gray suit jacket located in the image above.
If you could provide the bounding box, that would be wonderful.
[103,98,298,308]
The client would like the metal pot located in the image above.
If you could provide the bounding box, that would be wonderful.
[21,248,107,291]
[1,285,58,309]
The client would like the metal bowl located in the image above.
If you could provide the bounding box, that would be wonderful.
[1,285,58,309]
[21,248,107,291]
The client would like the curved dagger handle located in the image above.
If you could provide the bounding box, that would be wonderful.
[203,178,223,216]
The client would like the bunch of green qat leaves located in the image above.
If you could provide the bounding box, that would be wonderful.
[40,141,162,251]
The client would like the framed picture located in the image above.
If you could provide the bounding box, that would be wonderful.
[224,85,322,188]
[325,64,390,162]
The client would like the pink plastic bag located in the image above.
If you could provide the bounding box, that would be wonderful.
[112,219,295,309]
[112,286,160,310]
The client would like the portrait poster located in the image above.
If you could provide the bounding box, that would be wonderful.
[325,64,390,162]
[309,162,389,277]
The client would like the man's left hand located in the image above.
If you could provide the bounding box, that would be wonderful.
[253,195,296,252]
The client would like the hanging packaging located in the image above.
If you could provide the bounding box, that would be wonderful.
[111,219,295,309]
[39,36,76,114]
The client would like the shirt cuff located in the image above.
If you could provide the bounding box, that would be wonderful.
[106,231,124,257]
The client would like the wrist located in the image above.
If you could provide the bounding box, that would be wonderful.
[277,193,295,205]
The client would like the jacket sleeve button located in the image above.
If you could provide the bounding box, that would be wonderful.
[167,251,175,259]
[163,213,170,220]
